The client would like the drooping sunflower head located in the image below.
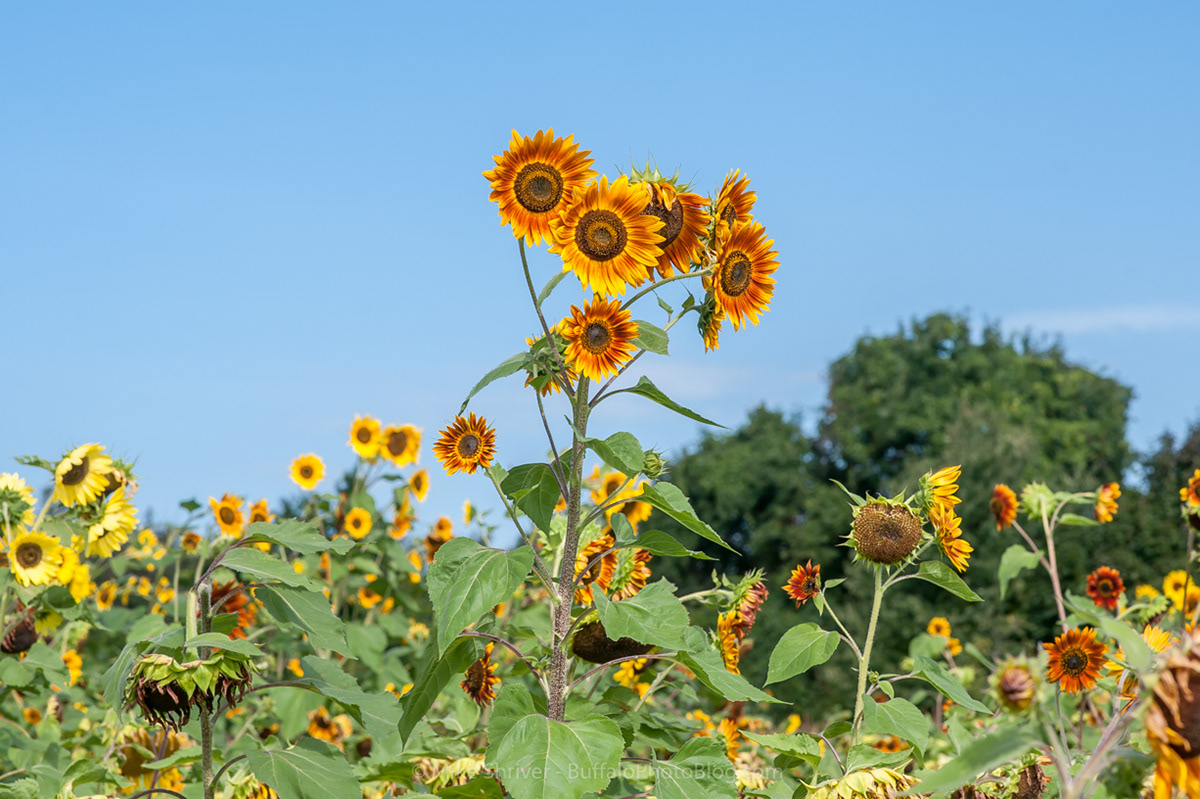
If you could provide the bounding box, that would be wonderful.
[460,642,501,708]
[714,169,757,238]
[850,499,924,567]
[9,530,65,587]
[290,454,324,491]
[409,469,430,502]
[1086,566,1125,611]
[1146,632,1200,798]
[433,414,497,476]
[1044,627,1107,694]
[1,611,37,654]
[87,485,138,558]
[991,483,1018,530]
[990,658,1038,712]
[708,221,778,332]
[560,295,639,382]
[484,128,596,247]
[632,179,710,279]
[1095,482,1121,523]
[697,293,725,352]
[349,415,382,459]
[571,619,653,664]
[806,767,917,799]
[919,465,962,518]
[0,472,36,531]
[732,571,769,632]
[717,610,743,675]
[782,560,821,607]
[54,443,114,507]
[381,425,421,467]
[549,174,664,297]
[344,507,373,540]
[209,494,245,538]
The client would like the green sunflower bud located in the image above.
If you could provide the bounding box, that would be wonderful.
[642,449,668,479]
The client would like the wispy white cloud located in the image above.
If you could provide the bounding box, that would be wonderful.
[1005,304,1200,335]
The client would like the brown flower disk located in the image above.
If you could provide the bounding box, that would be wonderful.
[853,504,923,565]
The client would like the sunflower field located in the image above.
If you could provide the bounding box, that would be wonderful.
[4,128,1200,799]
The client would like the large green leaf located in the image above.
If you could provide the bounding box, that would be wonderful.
[593,579,689,650]
[861,696,928,753]
[487,683,547,750]
[427,539,533,657]
[652,737,737,799]
[587,431,644,477]
[297,656,403,741]
[1058,512,1100,527]
[910,657,991,714]
[632,320,670,356]
[459,352,532,414]
[678,628,780,703]
[220,547,317,589]
[258,585,351,656]
[500,464,560,533]
[485,714,623,799]
[766,624,839,685]
[245,738,361,799]
[399,637,479,744]
[240,520,354,555]
[913,561,982,602]
[23,641,69,687]
[997,544,1042,600]
[621,529,715,560]
[613,376,722,427]
[639,483,735,552]
[902,729,1041,795]
[739,731,823,765]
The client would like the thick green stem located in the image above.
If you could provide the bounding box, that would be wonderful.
[852,568,885,743]
[198,583,214,799]
[548,377,590,721]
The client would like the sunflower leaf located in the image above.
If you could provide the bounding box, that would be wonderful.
[241,520,353,555]
[184,633,261,659]
[639,483,735,552]
[766,623,840,684]
[633,320,670,356]
[610,376,723,427]
[594,579,689,650]
[1058,512,1100,527]
[678,627,781,703]
[909,657,992,713]
[536,271,571,308]
[427,539,533,657]
[219,547,319,590]
[245,738,361,799]
[901,729,1041,795]
[587,432,644,477]
[652,737,738,799]
[257,585,352,656]
[296,655,404,741]
[459,352,531,414]
[485,714,623,799]
[621,529,715,560]
[861,695,929,754]
[657,296,674,315]
[997,544,1042,600]
[399,636,479,745]
[913,561,983,602]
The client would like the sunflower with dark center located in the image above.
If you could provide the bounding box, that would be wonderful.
[248,498,274,525]
[344,507,372,540]
[349,415,382,459]
[636,181,710,279]
[306,706,353,748]
[927,617,952,638]
[1,612,37,654]
[483,128,596,247]
[574,533,617,604]
[460,642,501,708]
[1044,627,1107,694]
[549,175,664,297]
[1094,481,1121,523]
[560,295,639,382]
[290,453,324,491]
[409,469,430,501]
[209,493,245,537]
[54,443,114,507]
[1086,566,1125,611]
[851,500,924,566]
[990,483,1018,530]
[425,526,453,560]
[782,560,821,607]
[714,169,757,237]
[380,424,420,467]
[709,220,778,331]
[9,530,65,586]
[1146,632,1200,797]
[433,413,497,476]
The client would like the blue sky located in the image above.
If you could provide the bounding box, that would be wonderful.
[3,2,1197,532]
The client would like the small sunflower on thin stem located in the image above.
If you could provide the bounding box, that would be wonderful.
[9,530,65,586]
[1044,627,1107,694]
[930,504,972,573]
[560,295,639,382]
[349,415,382,459]
[209,494,245,538]
[87,485,138,557]
[1085,566,1125,611]
[461,642,500,707]
[248,499,274,525]
[990,484,1018,530]
[714,169,757,238]
[290,454,324,490]
[783,561,821,607]
[1094,482,1121,523]
[1182,469,1200,508]
[409,469,430,501]
[433,413,497,476]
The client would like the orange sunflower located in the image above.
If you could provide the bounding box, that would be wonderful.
[1094,482,1120,523]
[484,129,596,247]
[211,580,258,640]
[783,561,821,607]
[637,181,710,279]
[560,295,639,382]
[714,169,757,238]
[574,533,617,604]
[248,499,274,525]
[924,465,962,516]
[990,484,1018,530]
[718,610,742,674]
[1086,566,1125,611]
[1182,469,1200,507]
[349,416,382,459]
[209,494,245,538]
[930,504,972,572]
[549,175,664,297]
[460,642,501,707]
[709,221,778,331]
[433,414,497,476]
[1044,627,1107,694]
[380,425,420,467]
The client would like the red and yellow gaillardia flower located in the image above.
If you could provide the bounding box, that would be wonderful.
[1086,566,1125,611]
[87,485,138,557]
[460,642,501,707]
[930,504,972,573]
[290,454,324,491]
[380,425,420,467]
[209,494,245,538]
[708,221,778,331]
[10,530,65,586]
[433,414,497,476]
[344,508,372,540]
[561,295,639,382]
[636,181,710,279]
[1094,482,1120,523]
[783,561,821,607]
[349,415,382,459]
[54,443,114,507]
[714,169,757,239]
[1044,627,1107,694]
[549,175,664,297]
[484,129,596,247]
[248,499,274,525]
[990,484,1018,530]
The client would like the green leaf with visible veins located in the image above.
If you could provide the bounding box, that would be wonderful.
[258,585,351,656]
[594,579,689,649]
[652,737,737,799]
[245,738,361,799]
[485,714,623,799]
[427,539,533,657]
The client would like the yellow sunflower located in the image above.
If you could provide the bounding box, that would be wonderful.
[390,511,413,540]
[248,499,274,525]
[57,548,94,603]
[380,425,421,467]
[924,464,963,516]
[63,649,82,686]
[209,494,245,537]
[433,414,497,476]
[349,415,382,459]
[714,169,758,238]
[96,582,117,611]
[86,485,138,558]
[290,454,324,490]
[1107,624,1172,698]
[1182,469,1200,507]
[484,128,596,247]
[1165,570,1196,611]
[409,469,430,501]
[636,181,710,279]
[708,221,778,331]
[718,610,742,674]
[0,472,36,529]
[1095,482,1120,523]
[561,295,639,382]
[930,504,972,572]
[10,530,65,586]
[306,707,352,748]
[1146,634,1200,798]
[927,617,952,638]
[344,508,372,540]
[700,296,725,352]
[54,443,113,507]
[549,175,664,297]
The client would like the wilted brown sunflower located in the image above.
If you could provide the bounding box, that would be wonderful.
[853,501,924,566]
[1146,633,1200,798]
[433,414,497,476]
[484,129,596,247]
